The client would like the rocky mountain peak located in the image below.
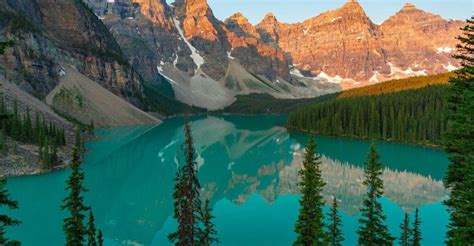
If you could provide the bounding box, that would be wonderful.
[225,12,260,38]
[401,2,417,11]
[131,0,173,28]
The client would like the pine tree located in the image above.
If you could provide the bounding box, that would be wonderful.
[399,212,411,246]
[326,196,344,246]
[200,199,219,246]
[357,144,394,246]
[87,210,97,246]
[294,136,327,245]
[97,230,103,246]
[169,123,203,246]
[411,209,422,246]
[61,130,88,245]
[0,179,20,245]
[444,17,474,245]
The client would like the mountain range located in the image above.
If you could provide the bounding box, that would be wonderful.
[0,0,465,117]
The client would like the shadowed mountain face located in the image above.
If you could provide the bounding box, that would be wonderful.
[4,115,450,245]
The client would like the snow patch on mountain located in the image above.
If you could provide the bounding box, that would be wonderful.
[443,63,458,72]
[173,18,204,71]
[388,63,427,77]
[436,47,454,53]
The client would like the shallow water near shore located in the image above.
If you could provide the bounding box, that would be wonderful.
[2,115,449,245]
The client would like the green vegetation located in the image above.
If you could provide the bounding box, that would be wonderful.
[0,40,14,55]
[339,72,453,99]
[326,197,344,246]
[411,209,422,246]
[443,17,474,245]
[169,123,218,245]
[0,179,20,245]
[219,93,338,115]
[294,136,326,245]
[399,213,410,246]
[357,144,394,245]
[201,199,219,245]
[0,95,66,168]
[287,85,448,145]
[61,130,102,246]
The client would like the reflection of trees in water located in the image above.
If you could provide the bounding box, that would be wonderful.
[224,153,448,215]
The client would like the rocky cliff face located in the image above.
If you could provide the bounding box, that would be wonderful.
[0,0,144,105]
[256,1,464,87]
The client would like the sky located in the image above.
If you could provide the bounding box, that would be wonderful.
[168,0,472,24]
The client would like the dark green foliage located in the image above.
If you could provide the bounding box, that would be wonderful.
[0,40,14,55]
[399,212,411,246]
[169,123,204,246]
[200,199,219,246]
[0,179,20,245]
[357,144,394,245]
[0,95,66,166]
[61,130,88,245]
[294,136,327,245]
[411,209,422,246]
[287,85,448,145]
[443,17,474,245]
[326,197,344,246]
[97,230,103,246]
[219,93,338,115]
[0,10,38,34]
[87,210,97,246]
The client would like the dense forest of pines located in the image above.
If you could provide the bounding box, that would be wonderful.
[0,94,66,169]
[287,85,449,145]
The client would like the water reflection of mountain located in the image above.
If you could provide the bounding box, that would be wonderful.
[82,116,447,245]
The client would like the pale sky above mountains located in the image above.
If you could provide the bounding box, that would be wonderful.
[167,0,471,24]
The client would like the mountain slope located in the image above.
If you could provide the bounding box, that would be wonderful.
[46,65,160,127]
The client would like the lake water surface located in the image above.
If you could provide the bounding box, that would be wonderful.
[3,115,450,245]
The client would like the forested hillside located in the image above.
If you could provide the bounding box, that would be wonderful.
[287,85,449,145]
[338,72,453,99]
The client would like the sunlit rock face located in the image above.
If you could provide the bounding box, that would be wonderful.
[256,1,464,87]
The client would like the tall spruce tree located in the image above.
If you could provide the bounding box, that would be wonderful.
[61,129,88,245]
[169,123,203,246]
[444,17,474,245]
[200,199,219,246]
[357,144,394,245]
[294,136,327,245]
[0,179,20,245]
[411,209,422,246]
[87,210,97,246]
[326,197,344,246]
[97,230,103,246]
[399,212,411,246]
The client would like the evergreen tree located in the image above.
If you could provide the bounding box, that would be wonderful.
[97,230,103,246]
[200,199,219,246]
[411,209,422,246]
[169,123,203,246]
[326,197,344,246]
[0,179,20,245]
[294,136,326,245]
[87,210,97,246]
[357,144,394,245]
[399,212,411,246]
[61,130,88,245]
[444,17,474,245]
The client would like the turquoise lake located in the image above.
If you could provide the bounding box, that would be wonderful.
[3,115,450,245]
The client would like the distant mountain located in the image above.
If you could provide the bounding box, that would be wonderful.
[1,0,465,112]
[257,1,463,89]
[84,0,463,109]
